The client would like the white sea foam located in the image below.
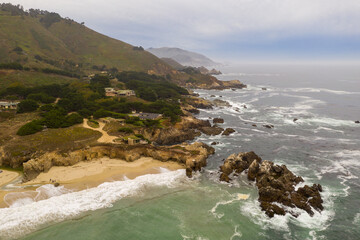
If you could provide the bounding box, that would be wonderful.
[0,169,187,240]
[280,87,360,95]
[240,186,335,235]
[353,213,360,225]
[230,225,242,240]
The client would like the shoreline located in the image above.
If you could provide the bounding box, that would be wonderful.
[0,157,185,208]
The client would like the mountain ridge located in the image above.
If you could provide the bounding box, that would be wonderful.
[147,47,219,67]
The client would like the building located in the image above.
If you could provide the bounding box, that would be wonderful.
[0,101,19,110]
[137,113,162,120]
[105,88,135,97]
[105,88,117,97]
[117,90,135,97]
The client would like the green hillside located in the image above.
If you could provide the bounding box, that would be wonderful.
[0,5,171,74]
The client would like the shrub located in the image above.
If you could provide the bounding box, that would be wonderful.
[17,99,39,113]
[17,120,44,136]
[27,93,55,104]
[118,127,134,134]
[0,62,23,70]
[62,113,83,127]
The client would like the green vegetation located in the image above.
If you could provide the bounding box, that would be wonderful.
[27,93,55,104]
[118,127,134,134]
[117,71,188,102]
[16,119,44,136]
[17,99,39,113]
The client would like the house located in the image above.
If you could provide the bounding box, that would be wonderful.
[105,88,117,97]
[123,136,148,145]
[123,136,141,145]
[104,88,135,97]
[137,113,162,120]
[116,90,135,97]
[0,101,19,110]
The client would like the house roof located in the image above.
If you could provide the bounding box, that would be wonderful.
[138,113,162,120]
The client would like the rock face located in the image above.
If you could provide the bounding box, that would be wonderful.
[200,126,224,136]
[185,96,213,109]
[140,116,210,145]
[23,142,215,182]
[219,152,324,218]
[222,128,236,136]
[213,118,224,124]
[212,99,232,108]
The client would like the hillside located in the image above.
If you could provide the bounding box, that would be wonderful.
[0,6,171,74]
[0,4,243,90]
[147,47,219,67]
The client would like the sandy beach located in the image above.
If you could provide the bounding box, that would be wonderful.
[0,158,185,208]
[0,170,21,208]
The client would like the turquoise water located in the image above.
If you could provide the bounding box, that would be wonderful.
[1,63,360,240]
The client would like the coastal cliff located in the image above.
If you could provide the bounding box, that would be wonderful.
[23,142,214,182]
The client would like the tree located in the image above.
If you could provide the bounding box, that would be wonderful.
[17,120,44,136]
[17,100,39,113]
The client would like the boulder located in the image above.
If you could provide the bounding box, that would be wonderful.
[222,128,236,136]
[213,118,224,124]
[213,99,232,108]
[219,151,323,218]
[355,120,360,124]
[211,142,217,145]
[200,126,224,136]
[263,124,274,129]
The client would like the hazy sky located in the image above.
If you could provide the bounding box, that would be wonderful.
[6,0,360,62]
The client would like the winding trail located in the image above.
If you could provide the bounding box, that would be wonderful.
[82,119,118,144]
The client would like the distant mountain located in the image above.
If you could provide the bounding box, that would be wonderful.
[147,47,218,67]
[160,58,184,70]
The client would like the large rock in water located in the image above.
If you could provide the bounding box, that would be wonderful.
[219,152,323,218]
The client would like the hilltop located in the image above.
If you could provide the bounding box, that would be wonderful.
[0,3,244,90]
[0,4,171,75]
[147,47,219,67]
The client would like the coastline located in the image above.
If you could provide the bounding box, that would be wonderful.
[0,157,184,208]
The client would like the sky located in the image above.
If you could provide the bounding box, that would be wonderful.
[5,0,360,62]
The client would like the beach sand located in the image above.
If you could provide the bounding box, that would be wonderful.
[0,170,21,208]
[0,158,185,208]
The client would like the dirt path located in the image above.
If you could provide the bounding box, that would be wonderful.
[82,119,118,144]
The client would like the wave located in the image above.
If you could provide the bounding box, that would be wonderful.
[0,169,187,240]
[240,186,335,235]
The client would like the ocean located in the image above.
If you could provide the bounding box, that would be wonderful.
[1,62,359,240]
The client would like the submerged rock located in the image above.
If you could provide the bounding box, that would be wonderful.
[219,151,323,218]
[263,124,274,129]
[355,120,360,124]
[222,128,236,136]
[293,118,299,122]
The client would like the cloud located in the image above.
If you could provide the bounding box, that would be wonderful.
[6,0,360,60]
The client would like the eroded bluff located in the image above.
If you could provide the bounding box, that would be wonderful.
[219,152,323,218]
[23,142,214,182]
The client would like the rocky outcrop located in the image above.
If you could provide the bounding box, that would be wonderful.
[213,118,224,124]
[185,96,213,109]
[212,99,232,108]
[222,128,236,136]
[219,152,323,218]
[200,126,224,136]
[140,116,210,145]
[23,142,215,182]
